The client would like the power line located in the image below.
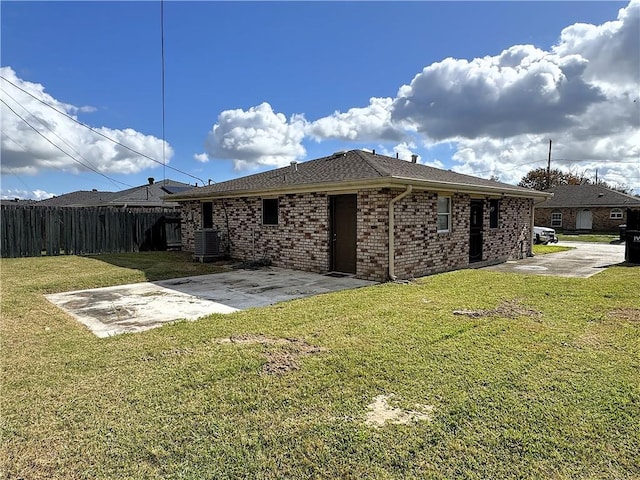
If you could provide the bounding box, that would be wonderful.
[1,98,133,189]
[0,87,131,189]
[0,74,206,185]
[160,0,167,184]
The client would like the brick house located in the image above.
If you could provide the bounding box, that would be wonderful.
[171,150,549,282]
[534,184,640,233]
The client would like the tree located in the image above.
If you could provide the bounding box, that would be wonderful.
[518,168,585,191]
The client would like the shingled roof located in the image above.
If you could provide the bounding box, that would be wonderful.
[537,184,640,208]
[171,150,546,200]
[37,190,119,207]
[37,179,191,207]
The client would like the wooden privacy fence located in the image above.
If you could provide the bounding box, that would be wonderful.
[1,205,182,258]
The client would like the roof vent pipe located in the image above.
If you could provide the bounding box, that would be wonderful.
[411,154,418,163]
[290,161,298,172]
[372,149,375,155]
[396,152,399,159]
[148,177,155,185]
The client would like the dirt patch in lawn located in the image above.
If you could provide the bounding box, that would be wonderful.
[453,299,541,320]
[608,308,640,323]
[214,334,327,375]
[365,394,434,427]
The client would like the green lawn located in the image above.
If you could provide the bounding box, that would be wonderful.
[2,253,639,479]
[557,233,621,243]
[532,244,574,256]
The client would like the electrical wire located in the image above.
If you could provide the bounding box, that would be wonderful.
[1,87,132,189]
[1,98,133,189]
[0,74,206,185]
[160,0,166,184]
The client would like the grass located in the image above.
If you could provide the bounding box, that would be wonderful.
[532,244,574,255]
[1,253,639,479]
[557,233,621,244]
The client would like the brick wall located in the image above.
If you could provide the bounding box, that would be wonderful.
[182,194,330,273]
[535,207,628,232]
[357,189,392,281]
[391,193,532,280]
[181,190,534,282]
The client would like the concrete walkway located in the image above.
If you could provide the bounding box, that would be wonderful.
[45,267,376,338]
[483,241,626,278]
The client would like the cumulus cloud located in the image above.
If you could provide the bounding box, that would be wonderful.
[391,46,605,140]
[0,66,172,176]
[554,0,639,91]
[193,152,209,163]
[204,102,307,170]
[444,1,639,190]
[1,188,56,201]
[202,2,638,191]
[306,97,405,142]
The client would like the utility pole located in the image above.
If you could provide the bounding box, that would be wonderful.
[546,139,552,190]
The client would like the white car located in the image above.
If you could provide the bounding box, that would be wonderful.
[534,226,558,245]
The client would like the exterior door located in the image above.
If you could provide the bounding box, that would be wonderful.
[469,200,483,263]
[330,194,357,274]
[576,209,593,230]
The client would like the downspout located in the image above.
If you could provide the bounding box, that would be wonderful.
[388,185,413,281]
[529,200,535,257]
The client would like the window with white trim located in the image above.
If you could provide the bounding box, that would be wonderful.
[437,196,451,232]
[262,198,279,225]
[610,208,623,219]
[551,212,562,227]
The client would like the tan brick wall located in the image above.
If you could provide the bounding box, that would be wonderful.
[181,190,534,282]
[535,207,628,232]
[484,197,533,261]
[357,189,392,281]
[182,194,330,273]
[390,194,532,279]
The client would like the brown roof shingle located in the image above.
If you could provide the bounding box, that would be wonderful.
[537,184,640,208]
[172,150,543,200]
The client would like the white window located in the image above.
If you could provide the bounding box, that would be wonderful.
[551,212,562,227]
[610,208,623,219]
[437,196,451,232]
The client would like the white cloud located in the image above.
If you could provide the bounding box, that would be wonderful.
[306,97,405,142]
[391,46,605,140]
[204,102,307,170]
[554,0,639,92]
[0,66,173,176]
[200,2,638,191]
[1,188,56,201]
[193,152,209,163]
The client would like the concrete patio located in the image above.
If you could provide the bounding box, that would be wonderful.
[45,267,376,338]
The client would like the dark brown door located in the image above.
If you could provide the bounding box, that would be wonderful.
[330,194,357,273]
[469,200,483,263]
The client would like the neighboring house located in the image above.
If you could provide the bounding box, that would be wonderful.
[171,150,550,282]
[534,184,640,232]
[37,178,192,209]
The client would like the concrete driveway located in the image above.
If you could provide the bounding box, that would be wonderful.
[46,267,376,338]
[483,241,626,277]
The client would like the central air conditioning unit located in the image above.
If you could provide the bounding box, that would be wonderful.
[194,228,220,263]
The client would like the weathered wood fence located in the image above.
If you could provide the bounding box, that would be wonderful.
[0,205,182,258]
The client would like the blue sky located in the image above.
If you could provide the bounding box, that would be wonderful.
[1,1,638,199]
